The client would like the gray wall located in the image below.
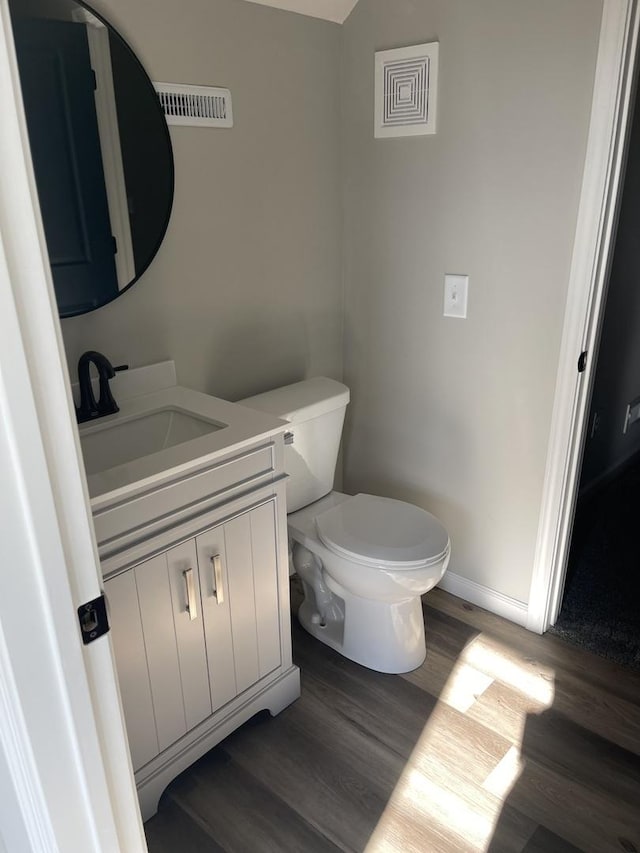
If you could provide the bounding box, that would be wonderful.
[61,0,343,401]
[341,0,602,603]
[581,91,640,490]
[60,0,606,607]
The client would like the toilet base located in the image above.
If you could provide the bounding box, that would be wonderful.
[298,583,426,674]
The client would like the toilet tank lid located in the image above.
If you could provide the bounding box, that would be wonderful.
[238,377,349,424]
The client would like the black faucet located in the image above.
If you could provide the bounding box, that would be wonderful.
[76,351,128,423]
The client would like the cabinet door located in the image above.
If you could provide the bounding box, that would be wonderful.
[135,554,187,752]
[225,501,282,688]
[224,512,261,692]
[105,571,159,772]
[198,501,282,708]
[135,545,212,751]
[196,526,237,712]
[108,544,212,770]
[166,539,212,730]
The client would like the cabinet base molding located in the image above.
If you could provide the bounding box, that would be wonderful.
[136,665,301,821]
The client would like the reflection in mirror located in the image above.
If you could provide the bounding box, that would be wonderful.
[9,0,174,317]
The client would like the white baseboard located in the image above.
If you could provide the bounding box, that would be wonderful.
[436,571,529,628]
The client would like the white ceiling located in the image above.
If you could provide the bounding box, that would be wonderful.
[240,0,359,24]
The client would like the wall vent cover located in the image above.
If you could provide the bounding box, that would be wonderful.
[374,42,438,138]
[153,82,233,127]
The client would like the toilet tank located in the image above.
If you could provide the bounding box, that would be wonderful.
[239,377,350,512]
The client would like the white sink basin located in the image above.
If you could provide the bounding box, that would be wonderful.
[80,408,225,476]
[78,385,287,501]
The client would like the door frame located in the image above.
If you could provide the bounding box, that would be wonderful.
[0,1,146,849]
[527,0,640,633]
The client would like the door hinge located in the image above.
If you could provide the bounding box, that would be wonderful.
[91,68,97,90]
[111,235,118,255]
[577,351,588,373]
[77,594,109,645]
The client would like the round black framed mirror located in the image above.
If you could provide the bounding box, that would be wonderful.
[9,0,174,318]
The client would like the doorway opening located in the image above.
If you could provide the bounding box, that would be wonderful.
[527,0,640,643]
[551,78,640,670]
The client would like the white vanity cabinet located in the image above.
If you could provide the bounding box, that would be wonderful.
[90,414,300,821]
[105,499,283,775]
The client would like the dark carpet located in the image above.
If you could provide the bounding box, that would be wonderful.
[550,458,640,670]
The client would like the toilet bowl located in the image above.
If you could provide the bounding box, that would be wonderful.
[239,377,451,673]
[289,491,450,672]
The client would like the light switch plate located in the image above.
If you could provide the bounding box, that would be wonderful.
[444,274,468,319]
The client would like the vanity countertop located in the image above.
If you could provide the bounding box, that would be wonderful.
[79,381,287,506]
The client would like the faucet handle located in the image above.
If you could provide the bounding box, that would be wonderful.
[96,364,128,416]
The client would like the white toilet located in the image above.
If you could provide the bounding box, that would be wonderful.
[240,377,450,673]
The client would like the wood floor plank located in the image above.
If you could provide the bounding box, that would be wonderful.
[301,662,511,804]
[520,825,585,853]
[144,798,225,852]
[423,607,557,708]
[466,679,552,747]
[363,789,532,853]
[515,706,640,807]
[293,626,440,755]
[497,749,638,853]
[221,698,393,852]
[167,747,341,853]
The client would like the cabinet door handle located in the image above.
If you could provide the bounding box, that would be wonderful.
[183,568,198,621]
[211,555,224,605]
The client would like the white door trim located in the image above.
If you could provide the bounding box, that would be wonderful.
[527,0,640,633]
[0,1,146,849]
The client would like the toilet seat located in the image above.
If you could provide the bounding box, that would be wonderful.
[315,493,450,571]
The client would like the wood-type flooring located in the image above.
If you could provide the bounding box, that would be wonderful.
[144,585,640,853]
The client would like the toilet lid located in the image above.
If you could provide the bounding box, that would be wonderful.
[315,493,450,570]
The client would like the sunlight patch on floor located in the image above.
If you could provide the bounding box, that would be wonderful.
[462,635,555,709]
[385,768,498,850]
[438,662,493,713]
[482,745,525,798]
[365,632,555,852]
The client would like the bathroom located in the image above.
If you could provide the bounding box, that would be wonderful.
[2,0,638,849]
[58,0,599,621]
